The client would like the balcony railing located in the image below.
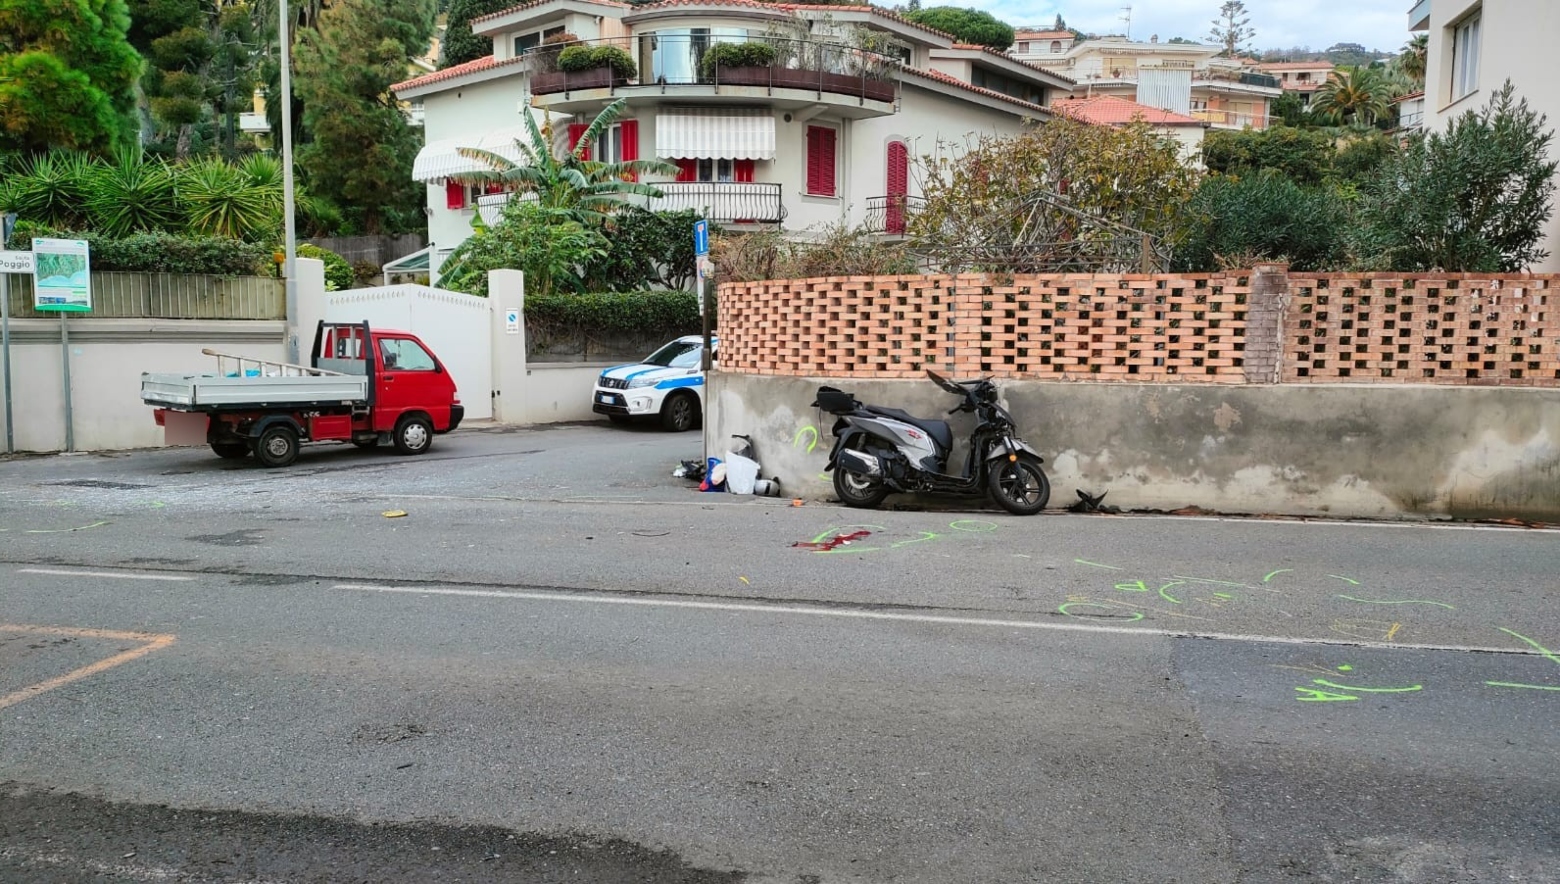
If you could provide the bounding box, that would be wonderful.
[527,35,899,105]
[1192,109,1267,129]
[477,182,785,226]
[644,182,784,224]
[863,195,925,235]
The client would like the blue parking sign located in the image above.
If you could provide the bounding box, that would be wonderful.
[694,219,709,257]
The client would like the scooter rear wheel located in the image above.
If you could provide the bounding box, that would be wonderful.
[833,448,891,509]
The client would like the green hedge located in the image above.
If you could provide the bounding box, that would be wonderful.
[700,42,778,77]
[524,289,711,337]
[6,224,275,276]
[557,44,637,78]
[298,243,354,291]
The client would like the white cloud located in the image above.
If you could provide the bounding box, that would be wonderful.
[980,0,1413,54]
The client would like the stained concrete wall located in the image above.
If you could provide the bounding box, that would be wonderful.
[705,372,1560,521]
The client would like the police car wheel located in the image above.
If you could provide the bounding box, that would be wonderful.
[660,392,697,432]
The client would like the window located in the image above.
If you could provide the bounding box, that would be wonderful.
[644,340,704,369]
[1451,11,1480,101]
[513,25,564,56]
[379,339,437,372]
[1050,40,1062,53]
[672,158,753,182]
[594,123,623,164]
[805,126,837,197]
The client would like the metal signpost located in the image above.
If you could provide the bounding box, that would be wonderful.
[0,212,21,452]
[31,237,92,452]
[695,218,711,369]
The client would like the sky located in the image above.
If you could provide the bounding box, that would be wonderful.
[985,0,1415,54]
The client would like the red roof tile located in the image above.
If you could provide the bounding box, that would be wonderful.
[1015,30,1074,40]
[393,54,526,93]
[778,5,958,42]
[904,67,1046,112]
[472,0,629,28]
[1051,95,1203,126]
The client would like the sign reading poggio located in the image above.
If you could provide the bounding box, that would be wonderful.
[31,237,92,313]
[0,250,34,274]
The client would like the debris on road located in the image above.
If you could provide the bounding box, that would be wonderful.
[792,530,870,551]
[382,510,408,519]
[1067,490,1121,514]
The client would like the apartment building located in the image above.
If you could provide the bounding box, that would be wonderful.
[392,0,1074,273]
[1412,0,1560,271]
[1013,34,1281,131]
[1254,60,1335,105]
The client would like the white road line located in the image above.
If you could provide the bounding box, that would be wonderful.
[17,568,195,582]
[332,583,1546,657]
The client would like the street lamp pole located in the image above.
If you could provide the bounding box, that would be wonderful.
[278,0,300,364]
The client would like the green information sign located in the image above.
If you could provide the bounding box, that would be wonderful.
[32,237,91,313]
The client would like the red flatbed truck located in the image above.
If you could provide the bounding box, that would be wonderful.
[141,321,464,468]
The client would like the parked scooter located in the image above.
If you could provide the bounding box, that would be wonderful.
[813,370,1050,515]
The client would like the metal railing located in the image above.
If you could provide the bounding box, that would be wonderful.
[1192,109,1268,129]
[4,271,284,320]
[479,183,786,225]
[646,183,784,224]
[527,34,900,105]
[863,195,925,235]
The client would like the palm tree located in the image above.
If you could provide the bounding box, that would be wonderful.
[1397,34,1428,89]
[1312,66,1392,127]
[456,99,676,225]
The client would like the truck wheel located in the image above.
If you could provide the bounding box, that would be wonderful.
[659,392,698,432]
[210,441,250,460]
[253,425,299,468]
[393,415,433,455]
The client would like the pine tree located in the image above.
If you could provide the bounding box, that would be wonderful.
[441,0,512,68]
[1208,1,1255,58]
[0,0,144,153]
[293,0,435,233]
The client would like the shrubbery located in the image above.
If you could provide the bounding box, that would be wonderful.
[525,289,705,338]
[6,223,274,275]
[700,42,778,77]
[298,243,354,290]
[557,44,636,79]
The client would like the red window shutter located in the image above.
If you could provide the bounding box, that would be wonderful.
[619,119,638,181]
[567,123,589,159]
[734,159,754,183]
[805,128,820,194]
[806,126,836,196]
[675,158,697,182]
[445,180,466,210]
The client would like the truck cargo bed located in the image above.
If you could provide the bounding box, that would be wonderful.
[141,372,370,410]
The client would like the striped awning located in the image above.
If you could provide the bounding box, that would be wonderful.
[412,125,532,182]
[655,108,775,160]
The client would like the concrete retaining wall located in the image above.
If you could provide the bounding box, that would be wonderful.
[705,372,1560,521]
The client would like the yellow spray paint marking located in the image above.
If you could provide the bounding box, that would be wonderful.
[382,510,408,519]
[0,624,176,712]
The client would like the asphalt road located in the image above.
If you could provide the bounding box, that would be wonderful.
[1,425,1556,883]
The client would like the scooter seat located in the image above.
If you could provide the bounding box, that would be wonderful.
[864,406,954,451]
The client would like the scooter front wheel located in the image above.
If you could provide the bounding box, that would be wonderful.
[988,455,1051,515]
[833,451,891,509]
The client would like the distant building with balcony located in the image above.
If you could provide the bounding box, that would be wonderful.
[1412,0,1560,271]
[1012,29,1076,58]
[1254,60,1335,106]
[391,0,1074,276]
[1391,90,1425,132]
[1014,35,1281,132]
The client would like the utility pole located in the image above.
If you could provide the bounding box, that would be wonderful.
[279,0,300,364]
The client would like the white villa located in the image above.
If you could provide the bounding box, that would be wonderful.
[391,0,1075,277]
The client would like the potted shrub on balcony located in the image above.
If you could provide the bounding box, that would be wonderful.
[699,41,778,86]
[557,43,638,91]
[529,32,580,94]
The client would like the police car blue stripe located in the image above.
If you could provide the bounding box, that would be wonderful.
[654,377,704,390]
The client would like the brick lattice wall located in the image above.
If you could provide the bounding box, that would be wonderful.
[718,271,1560,387]
[1285,275,1559,385]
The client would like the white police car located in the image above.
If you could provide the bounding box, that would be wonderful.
[592,335,715,432]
